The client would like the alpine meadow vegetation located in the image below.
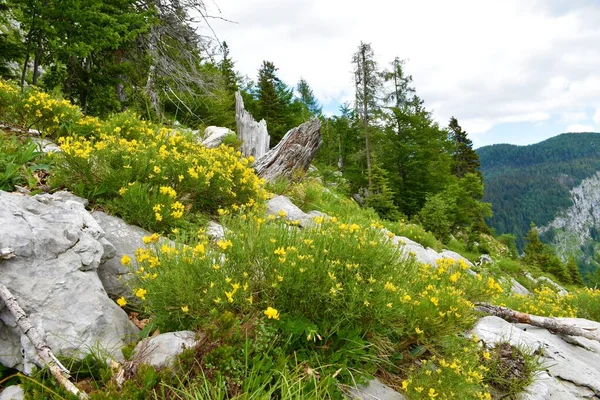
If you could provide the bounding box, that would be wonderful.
[1,2,600,396]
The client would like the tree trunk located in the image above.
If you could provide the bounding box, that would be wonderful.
[235,91,270,159]
[361,47,372,191]
[475,302,600,342]
[145,28,162,120]
[20,32,32,88]
[32,34,43,86]
[0,283,89,399]
[254,119,321,182]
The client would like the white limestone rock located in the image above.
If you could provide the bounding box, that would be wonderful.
[472,316,600,399]
[348,378,406,400]
[0,386,24,400]
[0,191,139,374]
[133,331,197,369]
[202,126,234,149]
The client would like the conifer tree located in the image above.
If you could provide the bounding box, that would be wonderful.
[219,41,238,93]
[352,42,381,190]
[523,222,545,267]
[567,257,585,286]
[449,117,481,178]
[297,78,321,117]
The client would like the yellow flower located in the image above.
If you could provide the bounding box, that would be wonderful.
[121,255,131,266]
[428,388,438,398]
[118,187,128,196]
[483,351,491,360]
[264,306,280,320]
[384,281,397,292]
[277,209,287,218]
[142,233,160,244]
[153,165,161,174]
[116,297,127,307]
[135,288,147,300]
[415,327,424,334]
[216,239,233,250]
[415,387,424,393]
[181,305,189,313]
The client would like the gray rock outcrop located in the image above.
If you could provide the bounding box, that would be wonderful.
[92,211,151,300]
[0,191,139,374]
[0,385,24,400]
[348,378,406,400]
[132,331,197,369]
[266,195,320,228]
[201,126,234,149]
[472,316,600,399]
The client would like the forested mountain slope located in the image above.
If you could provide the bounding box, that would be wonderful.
[477,132,600,250]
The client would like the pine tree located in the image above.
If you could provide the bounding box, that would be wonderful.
[448,117,481,178]
[567,257,585,286]
[297,78,321,118]
[523,223,545,267]
[219,41,238,93]
[352,41,381,190]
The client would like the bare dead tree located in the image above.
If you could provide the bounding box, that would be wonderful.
[476,303,600,342]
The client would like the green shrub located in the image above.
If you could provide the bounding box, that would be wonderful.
[126,213,505,395]
[52,117,267,232]
[0,134,48,191]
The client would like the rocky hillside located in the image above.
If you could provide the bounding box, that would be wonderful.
[2,81,600,400]
[478,133,600,274]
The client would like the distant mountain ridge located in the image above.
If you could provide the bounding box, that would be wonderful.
[477,132,600,255]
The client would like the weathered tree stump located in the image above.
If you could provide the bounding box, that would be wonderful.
[254,119,322,182]
[235,91,270,160]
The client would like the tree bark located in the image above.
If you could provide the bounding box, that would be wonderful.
[235,91,270,160]
[32,34,43,86]
[0,283,89,399]
[475,302,600,342]
[254,119,321,182]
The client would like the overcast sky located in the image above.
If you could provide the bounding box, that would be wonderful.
[207,0,600,148]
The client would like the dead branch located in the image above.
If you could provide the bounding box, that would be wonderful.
[0,282,89,399]
[475,302,600,342]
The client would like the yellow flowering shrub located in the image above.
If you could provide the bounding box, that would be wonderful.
[0,79,81,137]
[499,286,577,318]
[132,212,507,393]
[52,112,267,231]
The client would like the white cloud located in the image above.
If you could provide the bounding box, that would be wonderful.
[206,0,600,143]
[594,108,600,126]
[566,124,595,132]
[561,111,587,122]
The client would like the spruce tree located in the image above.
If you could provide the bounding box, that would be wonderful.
[448,117,481,178]
[567,257,585,286]
[219,41,238,93]
[352,42,381,190]
[297,78,321,117]
[523,223,544,267]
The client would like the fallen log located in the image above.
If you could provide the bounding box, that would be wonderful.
[475,302,600,343]
[0,282,89,399]
[235,91,270,160]
[254,119,322,182]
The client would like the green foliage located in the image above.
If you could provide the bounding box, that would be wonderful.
[522,224,571,284]
[478,132,600,250]
[365,163,403,221]
[252,60,307,145]
[448,117,481,179]
[418,174,492,243]
[0,133,46,191]
[297,77,322,118]
[50,110,267,233]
